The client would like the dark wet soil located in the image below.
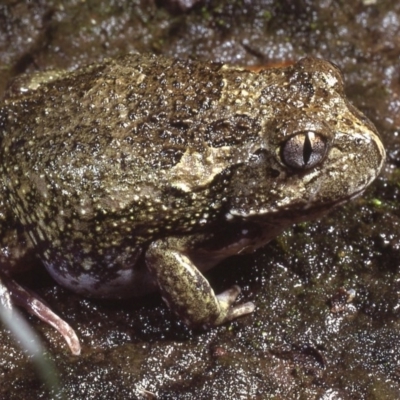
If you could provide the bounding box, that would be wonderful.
[0,1,400,399]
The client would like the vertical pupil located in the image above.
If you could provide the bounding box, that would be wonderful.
[303,133,312,165]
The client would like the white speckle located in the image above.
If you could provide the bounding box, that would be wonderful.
[346,289,356,303]
[82,260,93,271]
[323,72,338,88]
[136,73,146,84]
[225,212,234,221]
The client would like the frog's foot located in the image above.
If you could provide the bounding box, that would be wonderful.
[146,240,256,329]
[213,285,255,326]
[0,275,81,355]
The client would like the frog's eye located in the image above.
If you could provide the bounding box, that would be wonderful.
[281,131,327,169]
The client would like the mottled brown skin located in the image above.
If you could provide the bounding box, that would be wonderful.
[0,54,385,354]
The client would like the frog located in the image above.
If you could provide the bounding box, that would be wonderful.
[0,54,385,355]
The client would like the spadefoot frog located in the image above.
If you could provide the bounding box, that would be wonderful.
[0,54,385,355]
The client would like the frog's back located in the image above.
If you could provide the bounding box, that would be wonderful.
[0,54,267,243]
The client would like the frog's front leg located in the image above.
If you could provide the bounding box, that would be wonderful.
[146,239,255,328]
[0,272,81,355]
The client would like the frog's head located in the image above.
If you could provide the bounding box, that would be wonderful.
[227,57,386,224]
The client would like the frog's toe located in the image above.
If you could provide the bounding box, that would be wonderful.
[214,285,255,324]
[1,276,81,355]
[216,284,242,304]
[222,301,255,322]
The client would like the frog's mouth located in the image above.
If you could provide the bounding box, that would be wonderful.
[227,183,370,227]
[286,186,372,225]
[308,184,368,210]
